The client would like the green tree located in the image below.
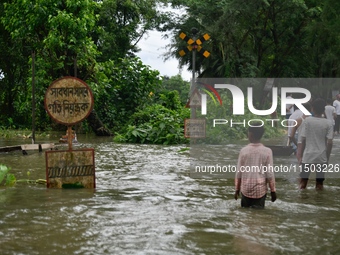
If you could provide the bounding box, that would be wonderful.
[160,75,190,105]
[166,0,340,78]
[1,0,177,133]
[94,0,172,62]
[307,0,340,77]
[0,0,31,127]
[2,0,99,129]
[114,90,190,144]
[90,57,162,131]
[3,0,99,78]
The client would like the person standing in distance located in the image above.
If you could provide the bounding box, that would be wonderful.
[325,98,336,134]
[285,93,295,119]
[288,105,304,152]
[333,94,340,135]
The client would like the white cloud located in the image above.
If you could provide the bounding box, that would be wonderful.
[136,30,192,81]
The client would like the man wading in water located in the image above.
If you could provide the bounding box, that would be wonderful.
[234,123,277,208]
[296,98,333,190]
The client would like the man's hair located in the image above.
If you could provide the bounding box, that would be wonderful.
[327,98,332,104]
[312,98,326,115]
[248,123,264,140]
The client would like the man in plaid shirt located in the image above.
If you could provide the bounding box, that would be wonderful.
[234,124,277,208]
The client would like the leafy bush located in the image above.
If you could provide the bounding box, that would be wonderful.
[0,164,46,186]
[160,75,190,105]
[90,57,162,131]
[0,164,16,186]
[114,91,190,144]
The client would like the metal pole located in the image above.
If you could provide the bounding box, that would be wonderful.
[191,28,198,119]
[73,56,77,136]
[31,51,36,144]
[192,47,196,92]
[67,126,73,151]
[74,56,77,78]
[191,28,198,94]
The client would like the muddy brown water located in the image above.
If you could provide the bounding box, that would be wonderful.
[0,134,340,255]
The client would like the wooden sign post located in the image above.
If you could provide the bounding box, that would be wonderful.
[44,76,95,188]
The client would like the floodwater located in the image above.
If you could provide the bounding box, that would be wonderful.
[0,134,340,255]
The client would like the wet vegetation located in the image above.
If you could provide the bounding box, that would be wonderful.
[1,0,339,144]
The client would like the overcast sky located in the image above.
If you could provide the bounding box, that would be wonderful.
[136,29,192,81]
[135,4,192,82]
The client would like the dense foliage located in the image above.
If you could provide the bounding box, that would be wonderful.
[1,0,339,144]
[0,0,176,135]
[114,100,190,144]
[166,0,340,80]
[161,74,190,105]
[90,58,162,131]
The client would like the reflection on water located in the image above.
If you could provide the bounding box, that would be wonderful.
[0,135,340,254]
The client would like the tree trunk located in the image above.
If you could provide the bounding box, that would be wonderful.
[87,110,113,136]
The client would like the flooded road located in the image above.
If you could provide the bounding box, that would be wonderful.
[0,135,340,254]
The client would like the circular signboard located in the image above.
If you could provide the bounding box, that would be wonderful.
[44,76,94,126]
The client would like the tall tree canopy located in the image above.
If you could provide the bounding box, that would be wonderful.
[1,0,339,134]
[94,0,169,62]
[1,0,100,128]
[0,0,167,130]
[167,0,340,78]
[3,0,99,79]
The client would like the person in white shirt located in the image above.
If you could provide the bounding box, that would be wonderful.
[325,98,336,133]
[289,103,311,150]
[287,105,303,151]
[297,98,333,190]
[285,93,294,119]
[333,94,340,135]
